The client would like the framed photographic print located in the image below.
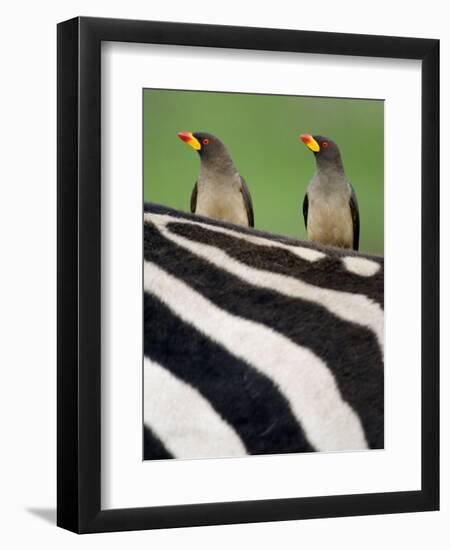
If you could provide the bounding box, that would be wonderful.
[57,16,439,533]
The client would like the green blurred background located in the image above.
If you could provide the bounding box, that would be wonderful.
[143,89,384,255]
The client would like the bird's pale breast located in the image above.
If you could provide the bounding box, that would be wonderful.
[307,186,354,248]
[196,173,249,227]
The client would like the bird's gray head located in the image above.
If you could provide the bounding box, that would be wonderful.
[300,134,344,172]
[177,131,235,173]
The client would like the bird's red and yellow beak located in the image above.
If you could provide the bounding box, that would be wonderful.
[300,134,320,153]
[177,131,201,151]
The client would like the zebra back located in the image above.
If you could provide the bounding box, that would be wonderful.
[143,203,384,459]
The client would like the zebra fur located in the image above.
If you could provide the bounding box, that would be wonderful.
[143,203,384,459]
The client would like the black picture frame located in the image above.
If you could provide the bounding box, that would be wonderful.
[57,16,439,533]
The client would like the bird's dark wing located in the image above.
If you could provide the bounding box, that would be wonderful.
[239,176,254,227]
[190,181,198,213]
[349,183,360,251]
[302,193,309,230]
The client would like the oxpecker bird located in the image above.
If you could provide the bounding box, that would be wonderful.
[300,134,360,251]
[177,131,254,227]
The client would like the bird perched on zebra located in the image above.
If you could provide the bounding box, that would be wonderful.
[177,131,254,227]
[143,202,384,461]
[300,134,360,251]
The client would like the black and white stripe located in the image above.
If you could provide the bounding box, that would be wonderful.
[143,203,384,459]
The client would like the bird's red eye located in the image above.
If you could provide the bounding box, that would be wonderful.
[322,141,329,149]
[202,138,209,145]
